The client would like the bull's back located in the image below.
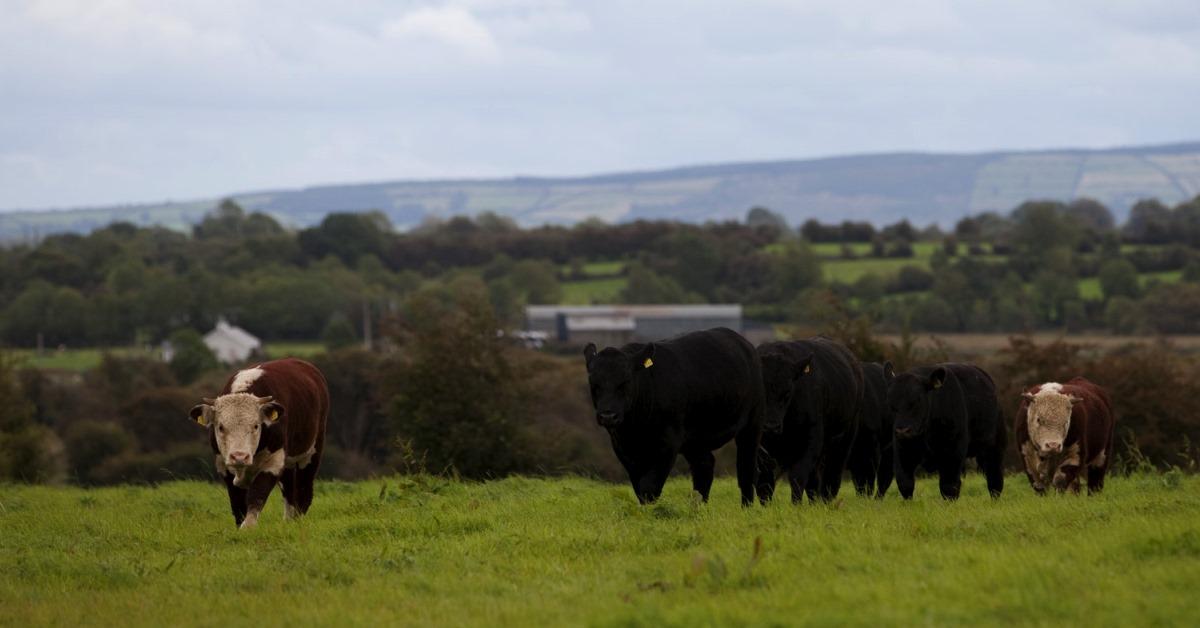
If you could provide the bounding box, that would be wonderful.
[1061,378,1115,454]
[797,338,862,422]
[664,328,761,418]
[948,364,1003,446]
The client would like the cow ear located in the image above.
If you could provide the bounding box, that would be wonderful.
[795,356,814,379]
[189,404,213,427]
[1021,391,1036,401]
[927,367,947,390]
[583,343,597,366]
[883,361,895,381]
[636,343,656,369]
[261,402,285,423]
[1067,395,1083,406]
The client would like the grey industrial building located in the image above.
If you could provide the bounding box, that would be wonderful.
[525,304,743,346]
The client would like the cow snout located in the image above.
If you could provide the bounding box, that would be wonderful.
[894,426,914,439]
[596,411,621,427]
[1041,441,1063,454]
[228,451,252,466]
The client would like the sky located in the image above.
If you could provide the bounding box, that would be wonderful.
[2,0,1199,210]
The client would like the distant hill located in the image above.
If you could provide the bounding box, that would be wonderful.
[4,141,1200,241]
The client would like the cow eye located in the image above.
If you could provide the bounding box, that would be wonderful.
[253,424,259,432]
[218,424,225,433]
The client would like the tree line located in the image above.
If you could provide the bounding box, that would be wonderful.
[5,195,1200,349]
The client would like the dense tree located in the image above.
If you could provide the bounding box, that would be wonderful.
[385,277,531,477]
[1098,259,1141,300]
[167,328,219,384]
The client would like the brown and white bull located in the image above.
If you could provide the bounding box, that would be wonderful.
[189,358,329,528]
[1015,377,1115,495]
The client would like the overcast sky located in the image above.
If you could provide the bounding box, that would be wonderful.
[2,0,1199,210]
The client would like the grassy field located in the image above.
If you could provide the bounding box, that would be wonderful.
[1077,270,1183,301]
[2,474,1197,626]
[7,342,326,372]
[9,347,150,371]
[561,260,628,305]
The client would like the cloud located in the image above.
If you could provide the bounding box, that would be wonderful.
[381,6,500,62]
[0,1,1198,209]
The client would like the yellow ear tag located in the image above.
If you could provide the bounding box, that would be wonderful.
[804,364,812,374]
[643,358,654,369]
[267,409,279,421]
[933,380,943,389]
[197,415,208,427]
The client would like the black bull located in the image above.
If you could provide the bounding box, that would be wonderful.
[583,327,765,506]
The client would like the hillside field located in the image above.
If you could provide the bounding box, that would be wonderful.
[2,474,1198,626]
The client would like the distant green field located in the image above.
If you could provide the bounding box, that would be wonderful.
[9,347,149,371]
[2,474,1197,626]
[576,260,625,276]
[810,241,944,259]
[823,257,930,284]
[561,277,627,305]
[262,341,326,359]
[5,342,325,372]
[1078,271,1183,301]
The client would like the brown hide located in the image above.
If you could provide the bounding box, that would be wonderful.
[1015,377,1115,493]
[214,358,329,460]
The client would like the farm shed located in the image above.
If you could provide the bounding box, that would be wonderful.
[525,305,743,345]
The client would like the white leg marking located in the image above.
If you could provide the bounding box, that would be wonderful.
[240,510,260,529]
[1090,450,1106,468]
[285,502,300,520]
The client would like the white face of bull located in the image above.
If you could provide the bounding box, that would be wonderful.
[1023,385,1081,456]
[190,393,283,473]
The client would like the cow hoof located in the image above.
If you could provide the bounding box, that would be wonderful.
[239,512,260,530]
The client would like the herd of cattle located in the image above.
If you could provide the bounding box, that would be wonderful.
[188,328,1116,528]
[584,328,1115,506]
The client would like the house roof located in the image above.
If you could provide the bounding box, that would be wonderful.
[204,319,261,349]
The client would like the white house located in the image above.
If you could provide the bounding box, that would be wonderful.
[203,319,262,364]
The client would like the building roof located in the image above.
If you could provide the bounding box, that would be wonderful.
[564,315,636,331]
[527,304,741,321]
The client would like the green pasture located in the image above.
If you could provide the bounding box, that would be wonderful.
[1077,270,1183,301]
[6,342,326,372]
[9,347,150,371]
[2,474,1197,626]
[561,277,627,305]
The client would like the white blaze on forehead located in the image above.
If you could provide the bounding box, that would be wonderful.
[231,367,265,393]
[1040,382,1063,394]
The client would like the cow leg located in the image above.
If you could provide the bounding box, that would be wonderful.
[937,457,963,501]
[294,450,321,516]
[848,432,878,497]
[1052,443,1082,494]
[733,425,761,507]
[240,471,279,529]
[787,453,820,505]
[819,431,855,501]
[682,447,715,502]
[978,447,1005,499]
[894,440,921,500]
[1052,465,1081,494]
[1086,464,1107,495]
[635,454,676,505]
[875,441,894,499]
[222,472,248,528]
[279,467,299,520]
[755,447,778,504]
